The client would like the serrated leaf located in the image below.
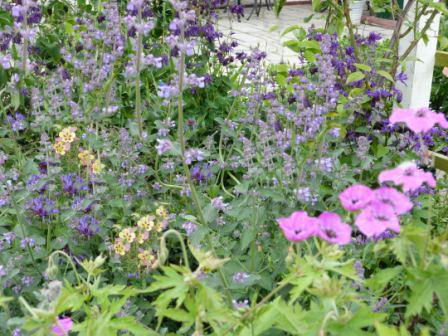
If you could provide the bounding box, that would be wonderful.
[405,279,434,318]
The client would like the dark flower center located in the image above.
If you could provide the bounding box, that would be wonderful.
[404,168,414,176]
[324,229,337,238]
[415,110,426,118]
[375,215,388,221]
[294,229,302,235]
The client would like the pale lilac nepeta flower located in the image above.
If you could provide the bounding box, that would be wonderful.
[378,162,436,192]
[51,317,73,336]
[182,221,197,235]
[339,185,374,211]
[355,201,400,237]
[232,272,250,284]
[155,139,172,155]
[317,212,352,245]
[389,107,448,133]
[232,299,249,309]
[374,187,413,215]
[276,211,319,242]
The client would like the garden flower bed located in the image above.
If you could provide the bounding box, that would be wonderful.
[0,0,447,335]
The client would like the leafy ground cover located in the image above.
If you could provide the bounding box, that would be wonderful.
[0,0,448,335]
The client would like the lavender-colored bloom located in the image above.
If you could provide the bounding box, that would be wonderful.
[74,215,99,238]
[3,232,16,244]
[12,328,22,336]
[21,276,34,286]
[20,237,35,249]
[155,139,173,155]
[232,272,250,284]
[354,260,365,278]
[184,148,205,164]
[372,297,388,312]
[27,196,58,218]
[0,265,6,277]
[61,174,88,194]
[232,299,249,309]
[211,197,228,211]
[182,221,197,235]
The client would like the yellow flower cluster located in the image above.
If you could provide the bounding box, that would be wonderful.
[137,250,157,269]
[78,149,105,175]
[112,207,171,270]
[52,127,76,156]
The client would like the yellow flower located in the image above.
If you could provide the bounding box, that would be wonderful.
[113,241,126,256]
[91,159,105,174]
[78,149,95,166]
[154,220,166,233]
[137,215,155,231]
[138,250,157,269]
[136,231,149,244]
[119,228,136,243]
[59,127,77,144]
[156,206,168,218]
[53,140,70,156]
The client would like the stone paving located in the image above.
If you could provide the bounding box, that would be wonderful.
[217,4,393,64]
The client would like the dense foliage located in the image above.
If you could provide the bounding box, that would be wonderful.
[0,0,447,335]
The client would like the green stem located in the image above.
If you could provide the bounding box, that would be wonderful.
[160,230,191,270]
[10,192,42,278]
[177,30,207,226]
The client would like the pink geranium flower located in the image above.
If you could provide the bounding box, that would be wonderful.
[374,187,413,215]
[389,107,448,133]
[317,212,352,245]
[355,201,400,237]
[339,185,374,211]
[277,211,319,242]
[52,317,73,336]
[378,162,436,192]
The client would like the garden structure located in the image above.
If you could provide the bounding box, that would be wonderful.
[1,0,448,335]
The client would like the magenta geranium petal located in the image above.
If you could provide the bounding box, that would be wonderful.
[317,212,352,245]
[277,211,319,243]
[374,187,413,215]
[52,317,73,336]
[389,108,410,124]
[389,107,448,133]
[339,184,374,211]
[355,201,400,237]
[378,162,436,192]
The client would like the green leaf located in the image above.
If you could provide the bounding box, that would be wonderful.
[354,63,372,72]
[377,70,394,82]
[406,278,434,318]
[346,71,365,84]
[108,317,159,336]
[281,25,304,37]
[375,323,400,336]
[160,308,194,322]
[366,266,403,293]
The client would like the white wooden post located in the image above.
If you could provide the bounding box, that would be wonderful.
[396,0,441,108]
